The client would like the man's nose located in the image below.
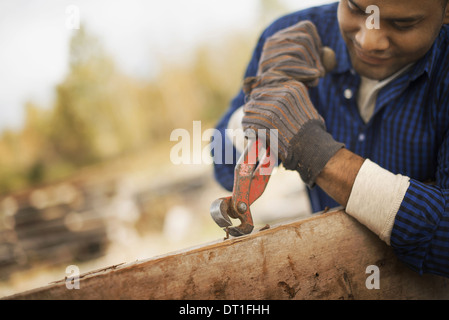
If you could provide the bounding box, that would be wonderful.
[355,26,389,52]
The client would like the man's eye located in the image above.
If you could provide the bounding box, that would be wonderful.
[347,1,364,15]
[392,22,417,30]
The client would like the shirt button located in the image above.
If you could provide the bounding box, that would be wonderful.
[358,133,366,142]
[344,89,353,99]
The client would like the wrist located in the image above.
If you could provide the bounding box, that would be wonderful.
[315,148,364,206]
[345,159,410,244]
[283,120,345,187]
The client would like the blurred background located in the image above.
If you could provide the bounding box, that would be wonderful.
[0,0,334,297]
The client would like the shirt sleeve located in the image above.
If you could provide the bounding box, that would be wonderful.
[390,181,449,277]
[226,106,245,154]
[390,129,449,277]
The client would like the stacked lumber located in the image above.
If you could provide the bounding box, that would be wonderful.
[0,167,214,281]
[0,181,110,279]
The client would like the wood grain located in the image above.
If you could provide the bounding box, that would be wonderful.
[5,209,449,300]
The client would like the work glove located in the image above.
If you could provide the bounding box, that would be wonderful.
[242,20,344,187]
[244,19,336,91]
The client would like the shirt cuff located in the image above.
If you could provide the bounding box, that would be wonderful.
[346,159,410,245]
[226,106,246,154]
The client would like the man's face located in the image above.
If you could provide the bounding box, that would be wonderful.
[338,0,449,80]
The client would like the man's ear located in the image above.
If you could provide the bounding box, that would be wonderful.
[444,4,449,24]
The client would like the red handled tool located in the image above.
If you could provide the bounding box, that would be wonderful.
[210,138,276,237]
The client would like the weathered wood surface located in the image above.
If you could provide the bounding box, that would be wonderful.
[4,209,449,300]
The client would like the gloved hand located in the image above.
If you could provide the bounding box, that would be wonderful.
[243,20,336,93]
[241,20,344,187]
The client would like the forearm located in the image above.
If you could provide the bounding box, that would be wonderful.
[315,146,449,277]
[316,148,411,245]
[315,148,364,207]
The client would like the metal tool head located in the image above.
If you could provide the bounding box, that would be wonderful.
[210,196,254,237]
[210,198,232,228]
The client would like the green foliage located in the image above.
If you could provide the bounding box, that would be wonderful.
[0,24,254,194]
[0,2,290,194]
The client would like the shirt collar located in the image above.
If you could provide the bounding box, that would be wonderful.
[408,26,447,81]
[330,29,353,74]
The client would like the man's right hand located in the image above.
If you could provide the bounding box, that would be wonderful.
[241,20,344,187]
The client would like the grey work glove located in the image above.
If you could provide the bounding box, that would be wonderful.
[244,19,336,92]
[242,21,344,187]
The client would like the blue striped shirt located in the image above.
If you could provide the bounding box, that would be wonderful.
[212,2,449,277]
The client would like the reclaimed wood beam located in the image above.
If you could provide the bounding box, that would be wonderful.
[4,209,449,300]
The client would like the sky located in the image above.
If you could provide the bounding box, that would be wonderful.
[0,0,334,132]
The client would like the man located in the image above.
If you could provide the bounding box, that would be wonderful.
[212,0,449,278]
